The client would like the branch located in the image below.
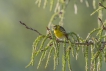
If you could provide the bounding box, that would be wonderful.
[19,21,42,35]
[19,21,106,46]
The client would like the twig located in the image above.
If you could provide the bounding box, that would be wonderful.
[46,27,51,36]
[95,42,105,59]
[98,18,106,30]
[19,21,42,35]
[74,41,93,45]
[99,2,106,9]
[46,27,53,39]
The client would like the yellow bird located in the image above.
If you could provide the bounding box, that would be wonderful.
[53,25,68,40]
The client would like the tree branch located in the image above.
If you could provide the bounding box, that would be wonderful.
[19,21,42,35]
[19,21,106,46]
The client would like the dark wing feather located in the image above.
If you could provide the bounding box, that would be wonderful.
[60,26,66,33]
[60,26,68,39]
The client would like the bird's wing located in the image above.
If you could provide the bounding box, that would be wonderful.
[60,26,66,33]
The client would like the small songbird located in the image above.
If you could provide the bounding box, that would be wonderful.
[53,25,68,40]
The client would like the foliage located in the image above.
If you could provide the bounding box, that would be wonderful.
[20,0,106,71]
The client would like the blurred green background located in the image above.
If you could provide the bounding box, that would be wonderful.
[0,0,106,71]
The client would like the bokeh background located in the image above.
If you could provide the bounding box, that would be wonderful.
[0,0,106,71]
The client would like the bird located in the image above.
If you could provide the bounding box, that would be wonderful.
[53,25,68,40]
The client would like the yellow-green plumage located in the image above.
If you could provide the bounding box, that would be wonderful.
[54,29,65,39]
[53,25,68,39]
